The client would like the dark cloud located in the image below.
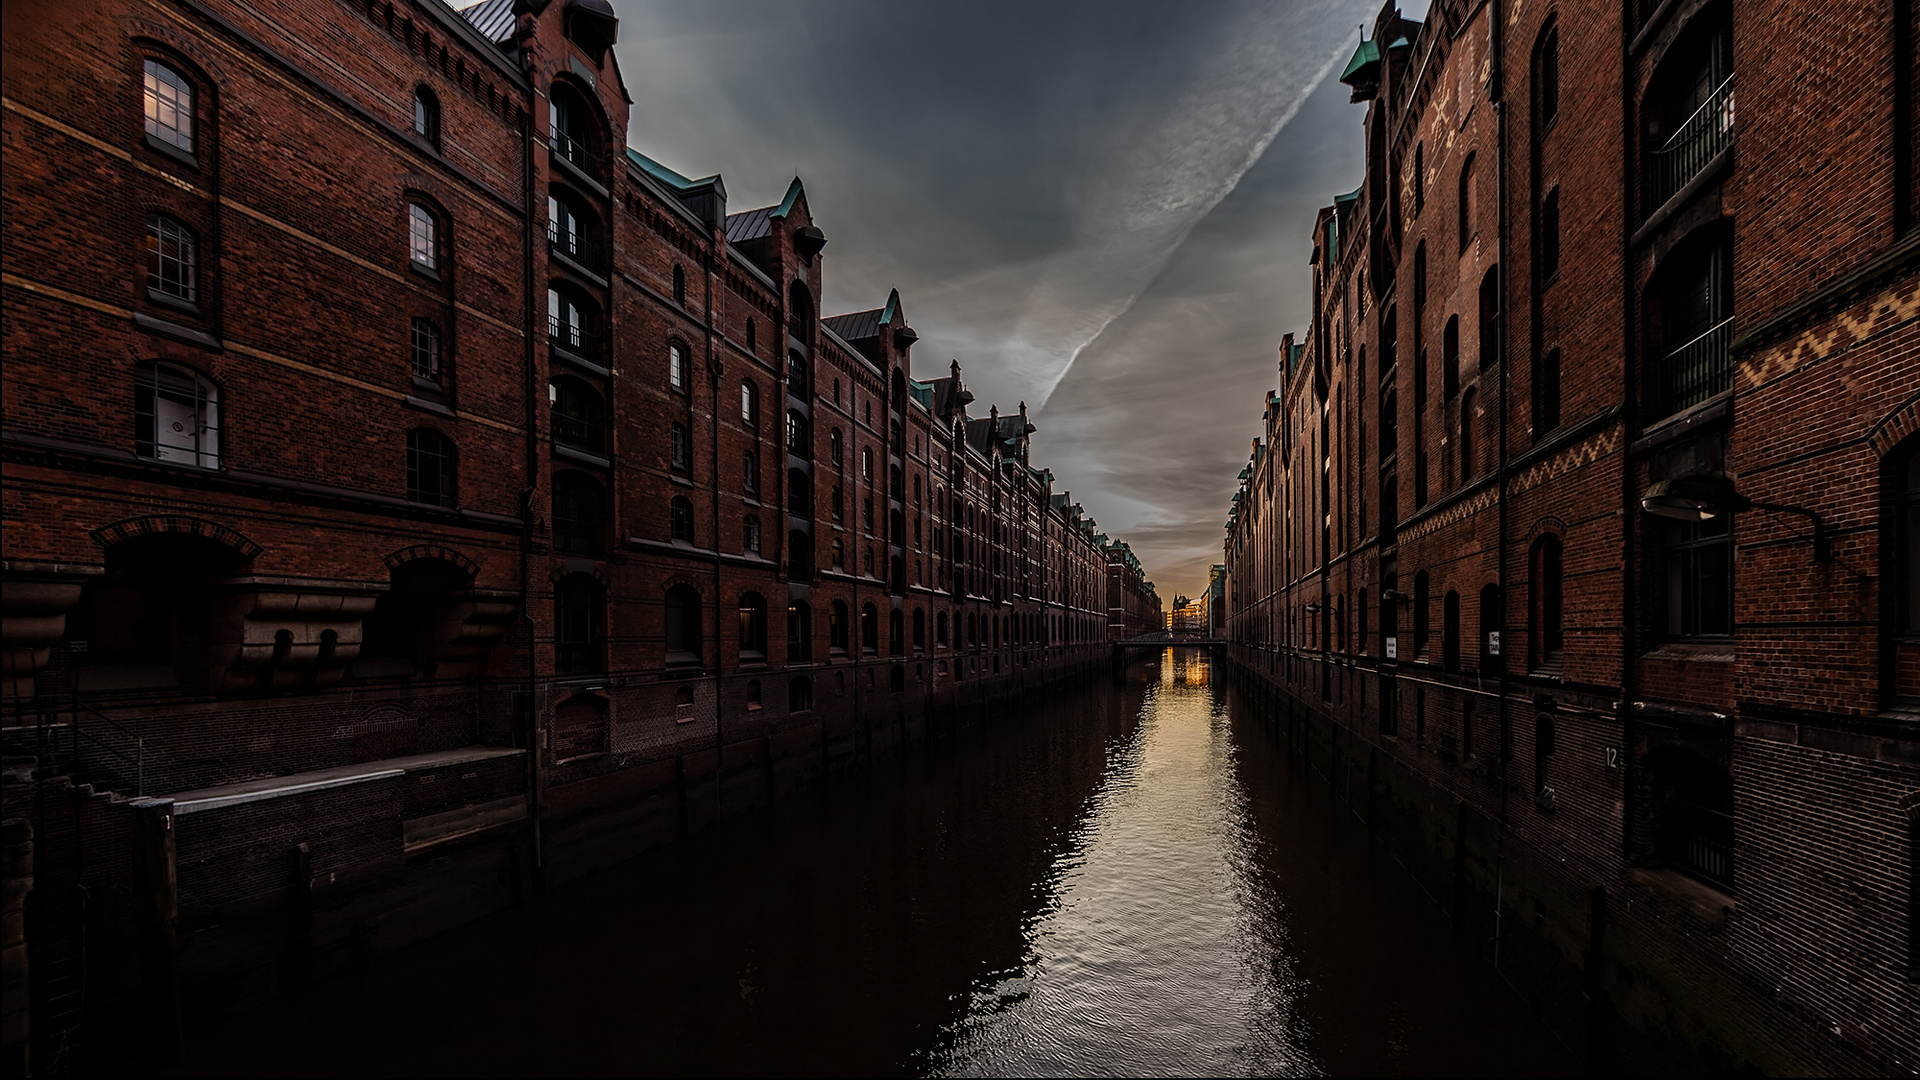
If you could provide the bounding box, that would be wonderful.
[613,0,1379,596]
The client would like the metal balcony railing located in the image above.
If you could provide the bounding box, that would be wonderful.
[548,315,600,360]
[1663,316,1733,412]
[1652,75,1734,207]
[1680,804,1734,887]
[550,129,595,177]
[547,224,603,271]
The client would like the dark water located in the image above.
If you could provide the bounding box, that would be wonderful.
[182,650,1572,1077]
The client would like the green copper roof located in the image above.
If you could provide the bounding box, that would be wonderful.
[880,288,901,326]
[627,149,713,193]
[770,176,805,220]
[1339,37,1381,84]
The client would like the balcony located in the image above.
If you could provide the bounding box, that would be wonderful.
[548,316,600,362]
[550,129,595,179]
[1663,316,1733,412]
[547,224,603,273]
[1651,75,1734,208]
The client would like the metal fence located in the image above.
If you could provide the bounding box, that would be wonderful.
[1652,75,1734,206]
[1663,316,1733,412]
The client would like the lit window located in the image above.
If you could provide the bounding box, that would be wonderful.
[741,381,758,426]
[411,319,442,382]
[136,362,219,467]
[669,342,686,391]
[143,60,193,153]
[409,203,438,271]
[412,87,439,145]
[145,213,197,303]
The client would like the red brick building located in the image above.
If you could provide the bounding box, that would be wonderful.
[0,0,1156,1069]
[1223,0,1918,1072]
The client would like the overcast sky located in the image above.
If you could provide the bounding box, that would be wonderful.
[612,0,1394,598]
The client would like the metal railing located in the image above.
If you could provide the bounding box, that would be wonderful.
[546,224,603,271]
[548,315,601,360]
[1652,75,1734,206]
[1663,316,1733,412]
[1681,804,1734,887]
[549,129,595,177]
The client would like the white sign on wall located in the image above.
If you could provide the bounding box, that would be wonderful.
[1487,631,1501,656]
[1385,637,1398,659]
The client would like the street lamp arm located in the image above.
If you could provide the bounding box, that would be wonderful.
[1745,500,1832,563]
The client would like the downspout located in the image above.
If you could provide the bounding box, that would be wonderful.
[708,253,723,765]
[518,100,543,883]
[1490,0,1513,966]
[1618,0,1641,865]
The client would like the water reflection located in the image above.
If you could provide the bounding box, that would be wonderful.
[182,650,1570,1077]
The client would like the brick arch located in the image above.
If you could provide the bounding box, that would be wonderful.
[91,515,262,559]
[548,565,610,589]
[383,544,478,577]
[1865,391,1920,459]
[123,17,234,87]
[396,173,458,216]
[1527,516,1569,545]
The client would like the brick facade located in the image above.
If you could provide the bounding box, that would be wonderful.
[0,0,1157,1068]
[1221,0,1919,1073]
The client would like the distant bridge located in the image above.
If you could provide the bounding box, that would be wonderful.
[1113,631,1219,648]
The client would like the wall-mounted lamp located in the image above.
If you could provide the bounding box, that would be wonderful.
[1380,589,1411,606]
[1641,476,1831,562]
[1304,602,1322,614]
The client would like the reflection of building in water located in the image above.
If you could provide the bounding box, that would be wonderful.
[1165,648,1209,687]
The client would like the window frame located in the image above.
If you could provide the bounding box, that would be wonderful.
[135,361,221,468]
[406,428,457,508]
[408,201,440,274]
[145,212,198,306]
[142,58,195,158]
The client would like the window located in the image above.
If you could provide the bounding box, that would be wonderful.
[913,608,926,650]
[831,538,844,568]
[1659,234,1733,413]
[830,600,849,653]
[1646,743,1733,888]
[1480,584,1504,674]
[1443,589,1461,671]
[861,446,874,481]
[406,429,455,507]
[1649,18,1734,206]
[1898,440,1920,639]
[550,83,596,174]
[408,202,438,271]
[890,609,905,656]
[136,362,219,467]
[786,352,808,397]
[672,263,687,307]
[1539,187,1561,285]
[552,472,605,554]
[788,676,813,713]
[548,192,595,265]
[143,60,193,154]
[937,610,949,645]
[830,429,844,467]
[555,575,603,674]
[862,603,879,654]
[1443,316,1460,399]
[1666,516,1733,637]
[548,286,595,356]
[786,410,808,455]
[670,495,695,543]
[1413,570,1430,659]
[670,421,690,473]
[743,514,761,554]
[412,319,444,383]
[1457,154,1477,252]
[1459,388,1477,483]
[1534,714,1557,801]
[746,318,757,354]
[787,529,811,579]
[1478,267,1501,373]
[412,86,439,145]
[1535,23,1560,132]
[831,484,844,522]
[1412,142,1425,215]
[738,592,768,659]
[1531,536,1564,674]
[1534,348,1562,437]
[665,584,702,664]
[743,450,759,497]
[669,342,687,391]
[549,378,604,453]
[741,381,758,427]
[145,213,197,303]
[788,601,812,662]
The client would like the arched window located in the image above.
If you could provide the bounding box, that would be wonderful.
[1538,187,1561,287]
[788,469,811,519]
[1647,13,1734,206]
[412,85,439,145]
[552,472,606,555]
[786,351,808,397]
[788,600,812,662]
[913,476,922,505]
[913,608,926,650]
[937,610,949,645]
[788,676,813,713]
[412,318,444,383]
[1443,589,1461,671]
[1478,267,1501,374]
[672,263,687,307]
[861,603,879,654]
[1413,570,1431,659]
[665,584,702,664]
[1530,535,1565,674]
[742,449,759,496]
[1534,714,1557,801]
[549,82,597,174]
[889,608,905,656]
[143,59,195,153]
[669,494,694,543]
[1657,230,1734,414]
[787,410,809,455]
[1534,347,1562,438]
[145,213,197,303]
[136,362,220,467]
[1535,22,1559,133]
[830,428,844,467]
[742,514,760,555]
[737,592,768,660]
[555,574,603,674]
[787,529,810,580]
[406,429,455,507]
[1358,587,1370,652]
[788,281,813,340]
[1459,388,1477,483]
[741,380,759,427]
[861,446,874,481]
[1443,315,1460,399]
[746,318,757,354]
[830,600,849,654]
[1458,152,1476,251]
[1412,141,1424,215]
[830,537,844,568]
[548,285,596,356]
[1896,438,1920,640]
[669,341,687,392]
[549,377,604,453]
[408,202,439,272]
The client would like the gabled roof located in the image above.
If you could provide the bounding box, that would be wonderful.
[1339,36,1381,84]
[822,309,883,342]
[908,378,933,411]
[724,205,775,244]
[459,0,515,44]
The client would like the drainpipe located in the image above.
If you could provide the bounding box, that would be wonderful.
[1490,0,1513,964]
[519,101,543,882]
[708,254,723,766]
[1617,0,1641,864]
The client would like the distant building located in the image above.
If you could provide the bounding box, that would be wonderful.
[1221,1,1917,1074]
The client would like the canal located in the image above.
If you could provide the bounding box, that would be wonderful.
[181,649,1573,1077]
